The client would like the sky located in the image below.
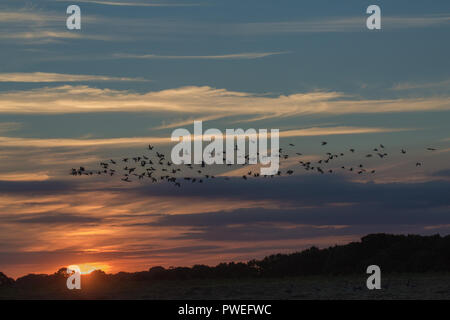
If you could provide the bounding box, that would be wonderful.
[0,0,449,278]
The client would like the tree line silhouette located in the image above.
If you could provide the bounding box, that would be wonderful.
[1,233,450,290]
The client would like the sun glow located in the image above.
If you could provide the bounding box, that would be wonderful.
[70,263,111,275]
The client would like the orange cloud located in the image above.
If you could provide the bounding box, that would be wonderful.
[0,85,448,117]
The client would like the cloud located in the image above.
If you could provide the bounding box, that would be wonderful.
[129,175,450,214]
[0,172,50,182]
[55,0,200,7]
[165,224,424,242]
[3,213,102,225]
[0,180,72,194]
[0,10,61,23]
[0,136,168,148]
[432,169,450,177]
[0,30,118,42]
[230,15,450,35]
[1,174,449,278]
[0,85,448,117]
[113,52,290,60]
[0,126,409,149]
[152,115,225,130]
[0,72,149,83]
[119,175,450,241]
[2,8,448,47]
[0,122,22,133]
[0,8,119,42]
[391,79,450,91]
[280,126,411,137]
[0,31,81,40]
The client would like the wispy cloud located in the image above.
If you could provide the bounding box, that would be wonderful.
[0,30,115,42]
[0,122,22,134]
[391,79,450,91]
[55,0,201,7]
[231,15,450,35]
[0,172,50,182]
[0,10,61,23]
[279,126,412,137]
[0,85,448,117]
[0,136,168,148]
[0,9,112,42]
[0,126,412,149]
[152,115,225,130]
[0,72,149,83]
[0,30,81,40]
[113,52,290,60]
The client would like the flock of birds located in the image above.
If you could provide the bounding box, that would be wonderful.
[70,141,438,187]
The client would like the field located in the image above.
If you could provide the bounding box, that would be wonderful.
[1,273,449,299]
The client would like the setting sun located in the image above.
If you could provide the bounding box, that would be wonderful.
[69,263,111,275]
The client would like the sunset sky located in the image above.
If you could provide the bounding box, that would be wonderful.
[0,0,449,279]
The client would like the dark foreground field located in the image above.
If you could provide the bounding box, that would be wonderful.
[1,273,450,299]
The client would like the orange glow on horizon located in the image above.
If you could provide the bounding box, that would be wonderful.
[68,263,111,275]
